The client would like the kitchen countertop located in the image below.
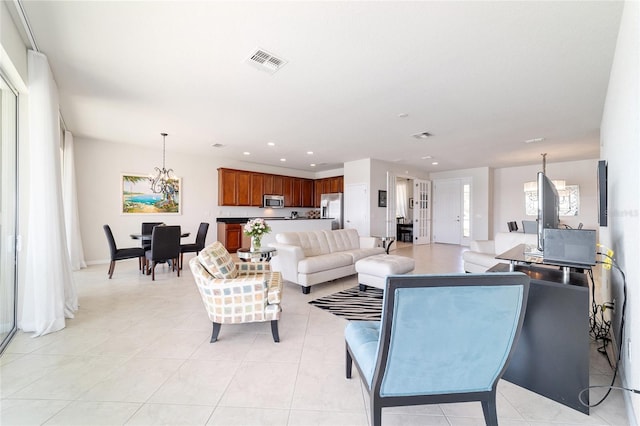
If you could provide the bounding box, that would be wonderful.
[216,217,333,223]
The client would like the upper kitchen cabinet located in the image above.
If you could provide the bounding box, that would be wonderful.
[217,168,259,206]
[218,168,341,208]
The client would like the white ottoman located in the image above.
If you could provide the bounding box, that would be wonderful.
[355,254,415,291]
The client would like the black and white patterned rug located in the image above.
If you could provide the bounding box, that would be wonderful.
[308,286,383,321]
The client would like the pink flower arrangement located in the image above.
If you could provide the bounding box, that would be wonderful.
[243,218,271,238]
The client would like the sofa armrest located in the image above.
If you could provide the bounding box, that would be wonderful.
[268,243,305,284]
[359,236,378,249]
[469,239,495,254]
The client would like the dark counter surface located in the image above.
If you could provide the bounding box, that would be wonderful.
[216,217,332,223]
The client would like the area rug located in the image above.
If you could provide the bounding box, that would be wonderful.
[308,286,383,321]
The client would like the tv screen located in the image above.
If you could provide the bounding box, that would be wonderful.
[537,172,559,251]
[597,160,608,226]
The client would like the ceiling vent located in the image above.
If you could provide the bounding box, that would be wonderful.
[246,49,287,74]
[412,132,433,139]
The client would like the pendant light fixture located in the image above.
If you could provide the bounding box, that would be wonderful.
[523,153,566,192]
[149,132,177,199]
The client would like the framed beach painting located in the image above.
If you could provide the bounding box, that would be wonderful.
[121,173,181,214]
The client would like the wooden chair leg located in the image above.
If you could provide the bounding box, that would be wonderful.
[151,262,156,281]
[180,253,184,270]
[176,258,180,277]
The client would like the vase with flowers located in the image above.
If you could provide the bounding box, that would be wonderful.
[244,218,271,252]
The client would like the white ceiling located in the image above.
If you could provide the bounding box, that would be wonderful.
[21,1,624,173]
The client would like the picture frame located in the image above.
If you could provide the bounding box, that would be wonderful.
[121,173,181,214]
[378,190,387,207]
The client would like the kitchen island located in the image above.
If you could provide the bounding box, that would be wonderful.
[216,217,334,252]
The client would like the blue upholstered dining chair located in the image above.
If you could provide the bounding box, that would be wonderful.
[345,273,529,426]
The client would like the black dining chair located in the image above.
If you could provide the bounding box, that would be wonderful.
[180,222,209,269]
[141,222,164,251]
[145,225,181,281]
[103,224,146,279]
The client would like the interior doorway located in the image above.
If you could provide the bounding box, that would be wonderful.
[386,174,431,247]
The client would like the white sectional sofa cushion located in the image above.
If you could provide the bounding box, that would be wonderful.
[462,232,538,273]
[269,229,385,293]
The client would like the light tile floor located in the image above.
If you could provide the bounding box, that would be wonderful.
[0,243,629,425]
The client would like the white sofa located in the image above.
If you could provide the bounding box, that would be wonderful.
[462,232,538,273]
[269,229,385,293]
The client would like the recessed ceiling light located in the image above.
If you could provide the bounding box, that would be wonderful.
[280,158,286,162]
[421,155,433,159]
[307,151,314,155]
[310,163,316,167]
[525,137,545,144]
[267,142,276,146]
[432,161,439,165]
[412,132,433,139]
[243,152,250,155]
[398,113,409,118]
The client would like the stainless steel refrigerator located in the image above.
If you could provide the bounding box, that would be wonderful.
[320,193,344,229]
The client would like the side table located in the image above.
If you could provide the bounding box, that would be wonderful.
[237,247,277,262]
[373,236,395,254]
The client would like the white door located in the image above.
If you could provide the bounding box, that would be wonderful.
[433,179,462,244]
[413,179,431,245]
[344,183,369,236]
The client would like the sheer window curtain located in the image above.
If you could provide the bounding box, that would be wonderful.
[396,180,408,220]
[62,130,86,271]
[20,51,77,337]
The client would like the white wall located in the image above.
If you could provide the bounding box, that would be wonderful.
[600,1,639,422]
[493,159,599,234]
[75,137,343,263]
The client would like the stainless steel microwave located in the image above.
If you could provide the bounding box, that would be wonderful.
[263,194,285,208]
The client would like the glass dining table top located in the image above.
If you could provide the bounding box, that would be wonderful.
[130,232,190,241]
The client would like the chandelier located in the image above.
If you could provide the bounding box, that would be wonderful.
[149,132,177,199]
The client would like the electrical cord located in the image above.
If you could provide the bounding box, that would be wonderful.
[578,253,637,408]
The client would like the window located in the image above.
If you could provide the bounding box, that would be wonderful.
[0,72,19,354]
[462,183,470,238]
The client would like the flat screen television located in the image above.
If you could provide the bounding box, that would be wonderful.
[537,171,560,251]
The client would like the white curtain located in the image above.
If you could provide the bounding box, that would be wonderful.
[62,131,86,271]
[20,51,77,337]
[396,180,409,220]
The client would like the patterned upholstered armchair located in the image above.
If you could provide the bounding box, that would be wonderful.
[189,242,283,343]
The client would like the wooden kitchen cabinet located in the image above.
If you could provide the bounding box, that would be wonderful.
[218,168,239,206]
[314,180,323,207]
[236,170,251,206]
[219,168,342,208]
[218,168,251,206]
[282,176,293,206]
[330,176,344,193]
[301,179,314,207]
[217,222,249,253]
[250,173,264,206]
[273,175,284,195]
